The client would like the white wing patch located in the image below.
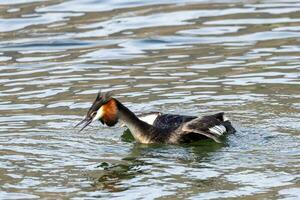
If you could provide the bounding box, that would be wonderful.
[121,113,159,127]
[209,125,226,136]
[139,113,159,125]
[223,115,230,122]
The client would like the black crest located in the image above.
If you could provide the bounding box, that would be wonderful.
[87,91,113,115]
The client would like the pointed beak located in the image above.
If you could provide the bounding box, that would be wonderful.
[74,117,86,128]
[75,107,104,132]
[75,117,93,132]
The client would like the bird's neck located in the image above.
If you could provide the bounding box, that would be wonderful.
[115,100,154,143]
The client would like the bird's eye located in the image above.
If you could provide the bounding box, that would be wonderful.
[91,111,96,116]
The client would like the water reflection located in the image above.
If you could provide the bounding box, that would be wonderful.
[89,141,224,194]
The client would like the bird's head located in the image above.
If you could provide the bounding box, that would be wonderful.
[75,92,119,131]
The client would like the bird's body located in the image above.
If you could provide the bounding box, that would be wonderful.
[134,111,235,144]
[76,92,236,144]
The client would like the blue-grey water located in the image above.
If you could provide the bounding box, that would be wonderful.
[0,0,300,199]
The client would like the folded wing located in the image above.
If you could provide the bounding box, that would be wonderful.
[182,112,232,143]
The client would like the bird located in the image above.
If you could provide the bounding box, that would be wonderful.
[75,92,236,144]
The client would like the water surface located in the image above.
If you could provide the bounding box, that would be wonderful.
[0,0,300,199]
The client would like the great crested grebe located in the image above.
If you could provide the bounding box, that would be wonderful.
[75,92,236,144]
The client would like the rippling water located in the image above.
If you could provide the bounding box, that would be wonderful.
[0,0,300,199]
